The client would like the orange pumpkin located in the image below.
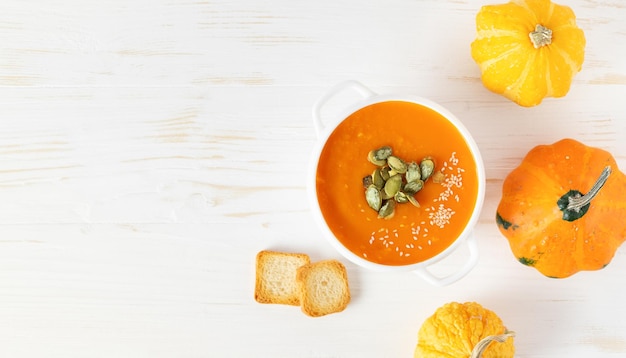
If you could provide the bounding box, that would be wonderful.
[496,139,626,278]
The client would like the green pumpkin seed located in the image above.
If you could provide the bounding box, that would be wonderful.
[373,146,392,161]
[407,194,421,208]
[394,191,409,204]
[387,155,407,174]
[406,161,421,182]
[365,185,382,211]
[372,168,385,189]
[378,200,396,219]
[420,157,435,181]
[367,150,386,166]
[403,180,424,195]
[380,166,391,181]
[383,174,403,197]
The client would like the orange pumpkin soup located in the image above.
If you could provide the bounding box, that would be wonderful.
[316,101,478,266]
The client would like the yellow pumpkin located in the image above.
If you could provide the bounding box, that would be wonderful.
[415,302,515,358]
[470,0,586,107]
[497,139,626,278]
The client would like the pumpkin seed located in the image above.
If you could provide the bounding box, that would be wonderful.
[420,157,435,181]
[406,161,421,182]
[403,180,424,195]
[378,200,396,219]
[381,189,393,200]
[387,155,407,174]
[394,191,409,204]
[384,174,403,197]
[407,194,421,208]
[380,166,391,181]
[432,171,445,184]
[362,175,373,188]
[365,185,382,211]
[373,146,392,161]
[367,150,386,166]
[372,168,385,189]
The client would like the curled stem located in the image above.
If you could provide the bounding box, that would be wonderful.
[470,330,516,358]
[567,166,612,212]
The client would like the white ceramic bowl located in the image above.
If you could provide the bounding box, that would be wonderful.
[308,80,486,286]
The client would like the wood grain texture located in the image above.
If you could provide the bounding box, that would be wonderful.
[1,0,625,357]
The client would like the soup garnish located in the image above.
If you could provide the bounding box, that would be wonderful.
[362,146,441,219]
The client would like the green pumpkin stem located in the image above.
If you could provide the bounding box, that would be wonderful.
[470,330,516,358]
[558,166,612,222]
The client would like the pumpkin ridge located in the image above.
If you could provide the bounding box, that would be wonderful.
[546,0,556,24]
[550,21,582,32]
[544,47,573,97]
[512,161,563,195]
[475,29,521,41]
[551,45,582,77]
[574,218,588,274]
[478,44,524,72]
[511,0,537,23]
[544,50,554,97]
[502,49,537,103]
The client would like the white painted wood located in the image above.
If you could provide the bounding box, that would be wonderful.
[1,0,625,356]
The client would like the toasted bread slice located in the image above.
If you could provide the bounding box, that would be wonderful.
[255,250,311,306]
[296,260,350,317]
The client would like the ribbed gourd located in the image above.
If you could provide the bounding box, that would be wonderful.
[471,0,585,107]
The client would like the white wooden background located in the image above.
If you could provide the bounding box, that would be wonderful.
[1,0,626,357]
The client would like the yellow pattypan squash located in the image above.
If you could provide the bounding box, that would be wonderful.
[471,0,586,107]
[415,302,515,358]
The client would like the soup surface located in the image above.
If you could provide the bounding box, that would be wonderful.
[316,101,479,266]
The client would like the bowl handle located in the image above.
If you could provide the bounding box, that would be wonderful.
[413,234,479,287]
[312,80,376,137]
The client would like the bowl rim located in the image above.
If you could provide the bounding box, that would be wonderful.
[307,93,486,272]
